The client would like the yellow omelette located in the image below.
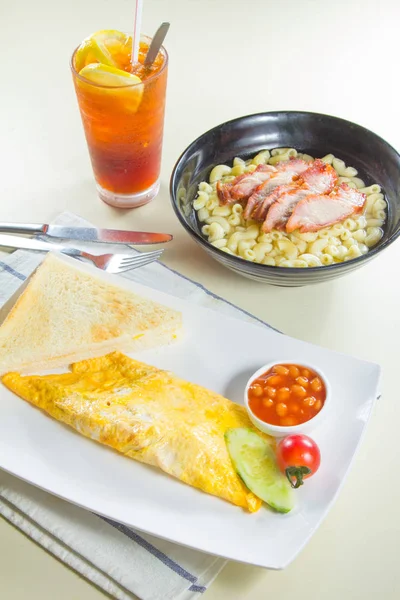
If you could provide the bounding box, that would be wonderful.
[2,352,271,511]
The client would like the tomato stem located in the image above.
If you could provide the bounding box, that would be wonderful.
[285,466,311,488]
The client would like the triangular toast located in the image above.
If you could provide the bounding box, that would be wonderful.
[0,253,182,374]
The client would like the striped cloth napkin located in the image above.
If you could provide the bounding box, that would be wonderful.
[0,211,275,600]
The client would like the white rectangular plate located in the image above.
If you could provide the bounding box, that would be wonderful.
[0,255,380,568]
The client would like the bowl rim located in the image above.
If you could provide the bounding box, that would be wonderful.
[243,359,331,436]
[170,110,400,275]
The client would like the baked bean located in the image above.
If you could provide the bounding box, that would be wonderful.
[291,384,307,398]
[304,396,317,407]
[311,377,322,392]
[264,386,276,398]
[276,403,288,417]
[296,376,309,387]
[251,384,263,397]
[262,398,274,408]
[274,365,289,376]
[267,375,282,387]
[289,366,300,378]
[277,387,291,401]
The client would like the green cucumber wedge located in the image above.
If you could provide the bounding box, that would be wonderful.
[225,428,295,513]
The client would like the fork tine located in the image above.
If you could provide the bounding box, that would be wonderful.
[116,251,163,273]
[117,257,156,273]
[121,256,163,268]
[120,250,163,266]
[121,249,163,263]
[120,256,162,269]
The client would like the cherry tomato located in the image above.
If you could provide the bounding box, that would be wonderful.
[276,434,321,488]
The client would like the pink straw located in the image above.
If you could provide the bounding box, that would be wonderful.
[131,0,143,65]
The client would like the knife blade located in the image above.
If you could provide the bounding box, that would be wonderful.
[0,223,173,245]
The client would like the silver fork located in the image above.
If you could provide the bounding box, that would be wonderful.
[0,234,163,274]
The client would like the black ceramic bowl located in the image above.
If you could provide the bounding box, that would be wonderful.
[170,112,400,286]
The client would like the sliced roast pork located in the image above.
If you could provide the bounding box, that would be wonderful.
[262,188,313,232]
[286,184,366,233]
[243,159,309,218]
[216,164,276,205]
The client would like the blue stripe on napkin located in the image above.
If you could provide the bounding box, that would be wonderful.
[0,261,26,281]
[100,517,206,592]
[188,584,207,593]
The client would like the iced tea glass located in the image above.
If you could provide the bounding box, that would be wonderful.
[71,35,168,208]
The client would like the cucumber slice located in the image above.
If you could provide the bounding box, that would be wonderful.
[225,428,295,513]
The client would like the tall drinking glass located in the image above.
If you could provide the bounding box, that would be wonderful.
[71,35,168,208]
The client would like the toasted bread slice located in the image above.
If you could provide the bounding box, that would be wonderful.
[0,253,182,374]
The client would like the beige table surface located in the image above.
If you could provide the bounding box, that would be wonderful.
[1,0,400,598]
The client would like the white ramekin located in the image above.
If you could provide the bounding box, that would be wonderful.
[244,360,331,437]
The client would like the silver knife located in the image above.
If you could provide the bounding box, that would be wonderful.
[0,223,173,245]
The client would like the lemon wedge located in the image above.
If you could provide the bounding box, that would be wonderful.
[79,64,144,112]
[75,30,130,70]
[90,30,129,67]
[74,40,91,72]
[79,63,140,86]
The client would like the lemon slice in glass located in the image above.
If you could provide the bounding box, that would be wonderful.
[90,30,129,67]
[74,40,94,72]
[79,64,144,112]
[75,30,131,71]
